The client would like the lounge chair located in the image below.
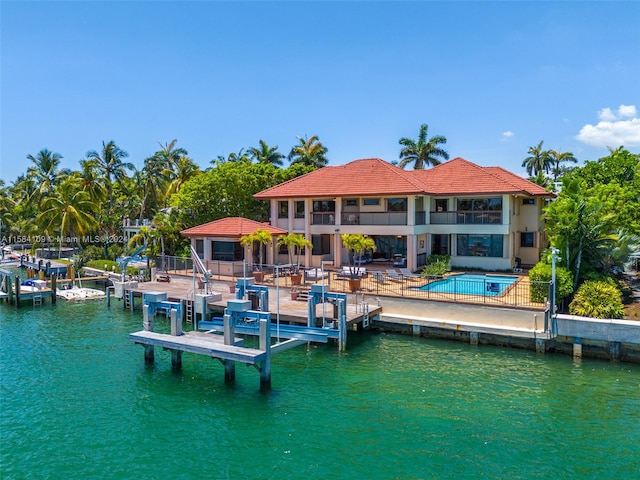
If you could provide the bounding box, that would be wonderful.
[373,271,387,283]
[400,268,422,280]
[386,269,404,282]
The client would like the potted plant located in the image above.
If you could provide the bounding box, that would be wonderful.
[240,228,273,283]
[229,282,236,294]
[290,288,299,300]
[341,233,376,292]
[277,233,313,285]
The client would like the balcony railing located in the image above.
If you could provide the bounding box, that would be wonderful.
[430,210,503,225]
[339,212,408,226]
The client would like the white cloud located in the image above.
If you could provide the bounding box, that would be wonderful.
[577,105,640,148]
[500,131,514,142]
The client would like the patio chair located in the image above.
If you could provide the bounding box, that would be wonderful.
[400,268,422,280]
[386,270,404,282]
[373,271,387,283]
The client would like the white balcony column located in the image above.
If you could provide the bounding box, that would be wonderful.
[270,200,278,226]
[334,197,342,226]
[203,238,211,262]
[408,234,418,271]
[408,196,416,226]
[286,200,293,232]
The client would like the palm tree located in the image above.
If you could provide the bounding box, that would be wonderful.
[522,141,552,177]
[277,233,312,273]
[398,124,449,170]
[38,176,98,257]
[288,135,329,168]
[248,140,285,166]
[26,148,70,200]
[76,159,107,204]
[0,180,15,240]
[154,139,188,174]
[548,149,578,182]
[165,157,200,197]
[85,140,133,206]
[240,228,273,272]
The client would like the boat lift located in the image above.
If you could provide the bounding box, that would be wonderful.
[117,243,147,281]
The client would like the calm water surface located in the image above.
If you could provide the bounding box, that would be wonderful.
[1,298,639,479]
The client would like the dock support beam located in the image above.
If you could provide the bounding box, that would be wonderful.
[14,276,21,308]
[142,305,155,364]
[573,337,582,360]
[171,350,182,369]
[170,308,182,336]
[259,318,271,390]
[50,274,56,305]
[223,314,235,383]
[535,338,546,354]
[610,341,620,362]
[470,331,479,346]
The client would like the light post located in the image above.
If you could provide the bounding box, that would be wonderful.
[550,247,560,334]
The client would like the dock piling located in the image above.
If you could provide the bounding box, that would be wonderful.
[142,305,155,364]
[223,313,236,383]
[259,318,271,390]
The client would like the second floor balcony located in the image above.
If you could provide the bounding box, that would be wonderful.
[430,210,503,225]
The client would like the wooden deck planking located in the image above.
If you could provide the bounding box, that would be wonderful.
[129,330,267,364]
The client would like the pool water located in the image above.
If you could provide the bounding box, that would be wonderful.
[417,273,518,296]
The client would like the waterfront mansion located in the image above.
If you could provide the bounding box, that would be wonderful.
[252,157,555,272]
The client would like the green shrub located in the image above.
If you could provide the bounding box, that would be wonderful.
[528,262,574,303]
[86,259,119,272]
[422,255,451,277]
[569,279,624,319]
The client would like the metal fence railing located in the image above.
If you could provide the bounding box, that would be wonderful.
[154,256,549,309]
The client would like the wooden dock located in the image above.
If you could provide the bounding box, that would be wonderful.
[129,330,265,363]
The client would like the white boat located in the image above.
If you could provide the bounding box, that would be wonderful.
[56,286,106,301]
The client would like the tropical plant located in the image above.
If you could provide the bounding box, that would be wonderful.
[522,141,552,177]
[248,140,285,166]
[37,176,98,257]
[341,234,376,279]
[165,157,200,197]
[277,233,313,273]
[421,255,451,277]
[240,228,273,271]
[398,124,449,170]
[85,140,133,207]
[528,260,574,304]
[569,279,624,319]
[0,180,15,238]
[288,135,329,168]
[26,148,71,200]
[548,149,578,182]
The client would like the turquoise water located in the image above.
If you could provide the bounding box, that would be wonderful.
[416,274,518,296]
[1,298,639,479]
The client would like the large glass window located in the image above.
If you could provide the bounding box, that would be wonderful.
[363,198,380,206]
[278,201,288,218]
[295,201,305,218]
[195,239,204,258]
[387,198,407,212]
[457,234,503,257]
[457,197,502,211]
[211,241,243,261]
[312,200,335,212]
[520,232,535,248]
[435,199,448,212]
[432,234,449,255]
[311,234,331,255]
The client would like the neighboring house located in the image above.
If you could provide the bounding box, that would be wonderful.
[254,158,555,271]
[122,217,152,245]
[180,217,287,273]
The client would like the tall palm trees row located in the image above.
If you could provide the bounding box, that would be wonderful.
[522,140,578,182]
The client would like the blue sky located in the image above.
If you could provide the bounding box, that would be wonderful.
[1,1,639,184]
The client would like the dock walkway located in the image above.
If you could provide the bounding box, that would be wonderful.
[129,330,266,364]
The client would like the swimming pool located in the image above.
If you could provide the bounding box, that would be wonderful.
[415,273,518,296]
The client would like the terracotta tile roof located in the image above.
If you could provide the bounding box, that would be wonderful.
[254,158,426,199]
[254,157,554,199]
[411,158,554,196]
[180,217,287,238]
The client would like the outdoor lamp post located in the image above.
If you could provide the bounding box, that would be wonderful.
[550,247,560,334]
